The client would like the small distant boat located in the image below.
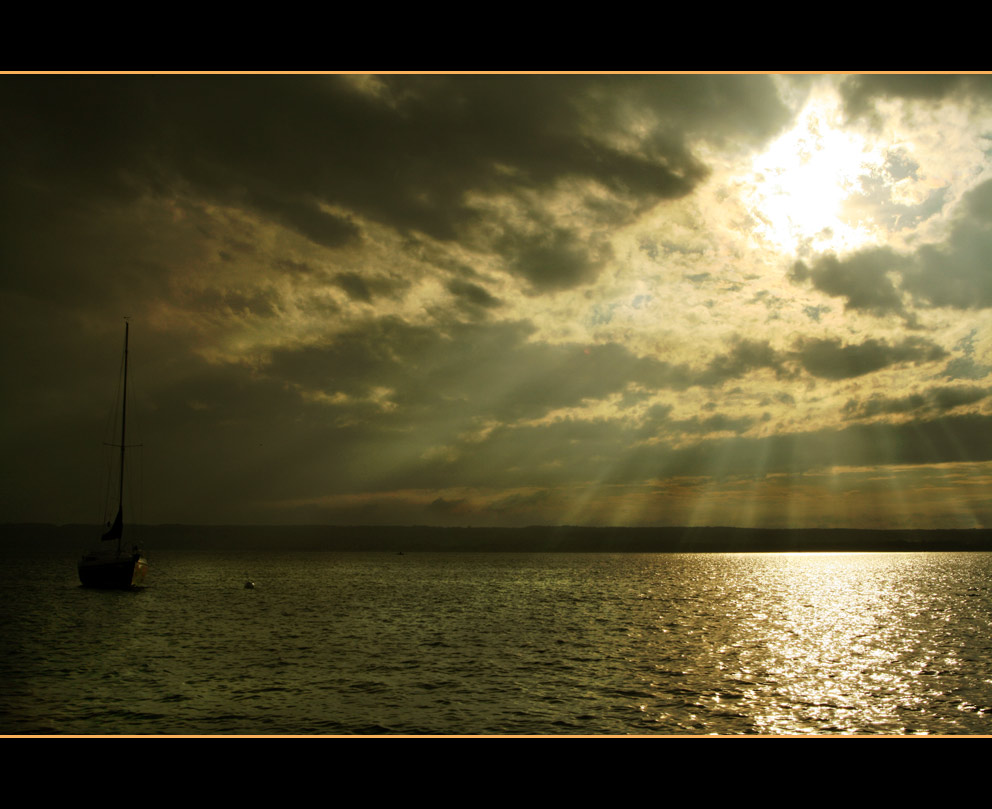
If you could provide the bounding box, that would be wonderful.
[78,321,148,589]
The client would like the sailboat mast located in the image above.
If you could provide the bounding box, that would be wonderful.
[117,320,128,555]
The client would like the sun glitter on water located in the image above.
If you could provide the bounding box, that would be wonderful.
[743,89,885,255]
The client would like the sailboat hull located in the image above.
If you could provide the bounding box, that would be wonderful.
[78,551,148,589]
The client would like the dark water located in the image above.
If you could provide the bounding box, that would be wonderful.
[2,549,992,735]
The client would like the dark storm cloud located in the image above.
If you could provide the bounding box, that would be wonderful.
[672,413,754,435]
[266,317,694,426]
[502,228,612,291]
[0,74,792,293]
[843,384,990,420]
[679,333,945,390]
[840,74,992,119]
[249,194,360,250]
[636,403,676,435]
[795,336,947,380]
[790,179,992,313]
[446,278,502,311]
[0,79,153,204]
[700,338,790,385]
[331,271,408,303]
[931,385,989,409]
[844,392,928,418]
[332,272,375,303]
[901,180,992,309]
[636,405,758,445]
[185,286,281,317]
[370,75,709,205]
[599,74,795,146]
[789,248,907,316]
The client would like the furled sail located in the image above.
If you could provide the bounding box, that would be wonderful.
[102,506,123,541]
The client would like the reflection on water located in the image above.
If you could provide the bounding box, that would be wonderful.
[632,553,992,734]
[2,550,991,734]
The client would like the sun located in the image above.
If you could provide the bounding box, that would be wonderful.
[743,87,886,255]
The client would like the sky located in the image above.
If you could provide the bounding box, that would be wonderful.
[4,73,992,530]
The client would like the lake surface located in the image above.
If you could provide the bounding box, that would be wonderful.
[2,549,992,735]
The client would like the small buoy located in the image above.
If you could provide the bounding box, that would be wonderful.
[245,580,255,589]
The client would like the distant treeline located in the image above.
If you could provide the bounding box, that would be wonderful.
[6,523,992,553]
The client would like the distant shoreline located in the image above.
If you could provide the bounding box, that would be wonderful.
[5,523,992,553]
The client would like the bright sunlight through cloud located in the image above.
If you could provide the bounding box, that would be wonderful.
[743,88,885,254]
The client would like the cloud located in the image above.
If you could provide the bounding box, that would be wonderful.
[265,317,692,429]
[802,304,831,322]
[487,488,552,514]
[700,338,790,386]
[840,74,992,119]
[843,384,990,419]
[185,286,280,318]
[446,279,502,312]
[789,248,907,316]
[789,179,992,313]
[250,194,360,250]
[795,336,947,380]
[672,413,755,435]
[901,180,992,309]
[655,412,992,481]
[0,75,793,296]
[332,272,408,303]
[389,395,992,495]
[502,227,612,291]
[944,330,992,381]
[841,156,947,234]
[611,74,795,147]
[427,496,467,514]
[11,74,992,530]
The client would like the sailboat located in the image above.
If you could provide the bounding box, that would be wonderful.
[78,320,149,589]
